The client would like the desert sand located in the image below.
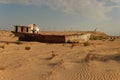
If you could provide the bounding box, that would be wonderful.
[0,30,120,80]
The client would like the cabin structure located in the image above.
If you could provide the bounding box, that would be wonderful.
[13,25,91,43]
[14,25,31,33]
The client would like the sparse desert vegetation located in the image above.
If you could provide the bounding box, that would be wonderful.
[83,41,91,46]
[0,45,5,49]
[90,35,106,40]
[0,67,5,70]
[15,40,23,44]
[25,46,31,50]
[0,30,120,80]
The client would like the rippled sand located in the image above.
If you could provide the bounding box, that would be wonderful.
[0,30,120,80]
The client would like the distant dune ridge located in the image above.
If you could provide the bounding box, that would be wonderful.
[0,30,120,80]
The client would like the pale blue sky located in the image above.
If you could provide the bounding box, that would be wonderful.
[0,0,120,35]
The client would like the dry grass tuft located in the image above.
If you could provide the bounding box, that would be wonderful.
[15,40,23,45]
[85,53,95,62]
[83,42,91,46]
[0,45,5,49]
[0,67,5,70]
[51,51,54,54]
[109,37,116,41]
[59,59,64,65]
[90,35,107,40]
[46,53,57,60]
[25,46,31,50]
[52,53,56,57]
[49,59,64,67]
[6,42,10,45]
[51,53,57,59]
[70,43,78,48]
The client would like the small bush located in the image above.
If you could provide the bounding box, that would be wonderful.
[58,59,64,65]
[51,51,54,54]
[66,40,72,43]
[6,42,10,45]
[70,43,77,48]
[109,37,116,41]
[98,36,104,40]
[85,53,95,62]
[109,39,115,41]
[9,34,13,37]
[0,67,5,70]
[47,53,57,60]
[25,46,31,50]
[51,53,57,59]
[49,59,64,66]
[83,42,91,46]
[90,36,97,40]
[0,45,5,49]
[90,36,106,40]
[15,40,23,44]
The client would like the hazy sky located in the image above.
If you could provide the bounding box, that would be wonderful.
[0,0,120,35]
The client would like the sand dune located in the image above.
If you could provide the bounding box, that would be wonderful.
[0,30,120,80]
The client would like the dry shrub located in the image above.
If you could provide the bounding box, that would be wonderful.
[109,37,116,41]
[90,36,106,40]
[6,42,10,45]
[25,46,31,50]
[0,45,5,49]
[83,42,91,46]
[70,43,78,48]
[58,59,64,65]
[66,40,72,43]
[47,53,57,60]
[85,53,95,62]
[51,53,57,59]
[62,43,66,46]
[9,33,14,37]
[15,40,23,45]
[0,67,5,70]
[49,59,64,67]
[52,53,56,58]
[51,51,54,54]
